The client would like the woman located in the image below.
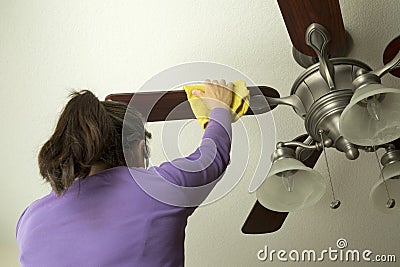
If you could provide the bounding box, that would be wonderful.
[16,80,233,266]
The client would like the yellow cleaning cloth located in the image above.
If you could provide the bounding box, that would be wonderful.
[183,80,250,129]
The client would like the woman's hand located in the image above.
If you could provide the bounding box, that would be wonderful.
[192,79,233,110]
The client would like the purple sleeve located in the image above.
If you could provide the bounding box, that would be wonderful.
[16,207,28,238]
[151,108,232,187]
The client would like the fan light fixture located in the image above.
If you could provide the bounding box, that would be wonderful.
[256,145,326,212]
[370,148,400,213]
[340,75,400,146]
[255,23,400,213]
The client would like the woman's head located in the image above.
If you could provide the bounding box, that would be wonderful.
[38,90,151,195]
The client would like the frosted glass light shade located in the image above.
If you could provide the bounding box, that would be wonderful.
[256,158,326,212]
[340,84,400,146]
[370,161,400,213]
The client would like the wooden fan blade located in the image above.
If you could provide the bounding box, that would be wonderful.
[105,86,279,122]
[277,0,346,57]
[383,35,400,78]
[391,137,400,150]
[241,134,322,234]
[241,202,288,234]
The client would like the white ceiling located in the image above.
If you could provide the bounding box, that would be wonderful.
[0,0,399,266]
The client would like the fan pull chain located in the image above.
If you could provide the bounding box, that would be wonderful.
[318,130,341,209]
[373,146,396,209]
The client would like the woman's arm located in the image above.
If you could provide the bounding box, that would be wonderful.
[150,80,233,187]
[152,107,232,187]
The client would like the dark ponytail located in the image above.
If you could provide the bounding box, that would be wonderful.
[38,90,150,195]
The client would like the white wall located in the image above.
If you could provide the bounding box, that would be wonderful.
[1,0,399,266]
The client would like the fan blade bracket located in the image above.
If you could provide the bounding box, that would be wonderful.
[306,23,336,90]
[373,50,400,78]
[265,95,306,117]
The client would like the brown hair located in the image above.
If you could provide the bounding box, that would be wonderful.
[38,90,151,195]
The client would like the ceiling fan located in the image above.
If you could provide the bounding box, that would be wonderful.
[106,0,400,234]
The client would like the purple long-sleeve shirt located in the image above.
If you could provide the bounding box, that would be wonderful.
[16,108,232,267]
